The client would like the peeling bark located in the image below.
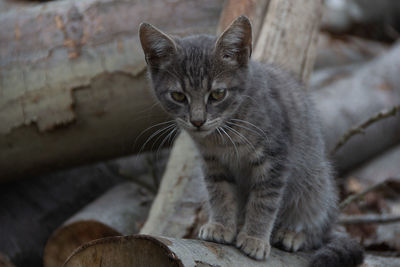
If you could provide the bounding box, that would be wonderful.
[0,0,223,180]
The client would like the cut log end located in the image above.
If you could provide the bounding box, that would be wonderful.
[44,220,121,267]
[63,235,181,267]
[0,253,15,267]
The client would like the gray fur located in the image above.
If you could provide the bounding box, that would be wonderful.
[139,16,364,266]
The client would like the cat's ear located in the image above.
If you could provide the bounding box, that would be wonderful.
[139,22,177,67]
[215,15,252,66]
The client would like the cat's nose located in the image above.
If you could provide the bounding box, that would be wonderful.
[190,119,205,128]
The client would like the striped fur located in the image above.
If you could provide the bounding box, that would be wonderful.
[139,16,364,266]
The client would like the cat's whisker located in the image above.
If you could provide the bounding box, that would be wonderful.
[133,120,176,148]
[156,126,177,162]
[223,124,257,154]
[219,127,239,163]
[226,121,271,145]
[136,101,162,114]
[229,119,271,145]
[150,124,176,152]
[216,127,225,144]
[230,118,267,136]
[170,128,180,146]
[137,123,176,158]
[167,127,178,145]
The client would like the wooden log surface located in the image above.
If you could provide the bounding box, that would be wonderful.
[217,0,269,44]
[63,235,400,267]
[43,182,153,267]
[253,0,322,82]
[347,144,400,186]
[0,0,223,181]
[218,0,322,81]
[315,42,400,172]
[139,131,206,238]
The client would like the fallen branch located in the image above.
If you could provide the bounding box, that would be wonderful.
[339,179,391,210]
[331,106,400,155]
[339,214,400,225]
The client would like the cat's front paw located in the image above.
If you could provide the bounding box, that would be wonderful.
[236,231,270,260]
[198,222,236,244]
[273,229,306,252]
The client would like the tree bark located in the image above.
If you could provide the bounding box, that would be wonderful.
[0,0,223,181]
[62,235,400,267]
[43,182,152,267]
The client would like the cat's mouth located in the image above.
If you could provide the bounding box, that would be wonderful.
[176,118,219,137]
[188,126,215,136]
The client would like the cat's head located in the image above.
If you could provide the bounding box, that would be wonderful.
[139,16,252,137]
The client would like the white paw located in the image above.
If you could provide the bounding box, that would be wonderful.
[236,231,271,260]
[273,229,306,252]
[198,222,236,244]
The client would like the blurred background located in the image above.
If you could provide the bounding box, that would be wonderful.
[1,0,400,266]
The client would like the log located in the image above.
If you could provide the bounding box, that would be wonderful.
[0,162,123,267]
[43,182,153,267]
[314,42,400,172]
[253,0,322,82]
[321,0,400,41]
[217,0,269,45]
[204,0,323,81]
[347,144,400,186]
[313,33,389,71]
[139,131,206,238]
[0,0,223,181]
[63,235,399,267]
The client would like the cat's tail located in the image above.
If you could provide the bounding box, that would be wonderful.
[310,231,364,267]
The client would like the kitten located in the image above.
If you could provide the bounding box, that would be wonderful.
[139,16,364,267]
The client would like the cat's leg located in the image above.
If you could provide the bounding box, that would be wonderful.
[272,164,337,252]
[236,161,286,260]
[198,158,238,244]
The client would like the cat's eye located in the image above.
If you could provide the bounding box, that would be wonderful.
[210,88,226,101]
[171,92,186,102]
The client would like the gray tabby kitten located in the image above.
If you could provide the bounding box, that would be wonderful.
[139,16,364,267]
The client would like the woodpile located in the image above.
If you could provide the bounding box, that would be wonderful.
[1,0,400,266]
